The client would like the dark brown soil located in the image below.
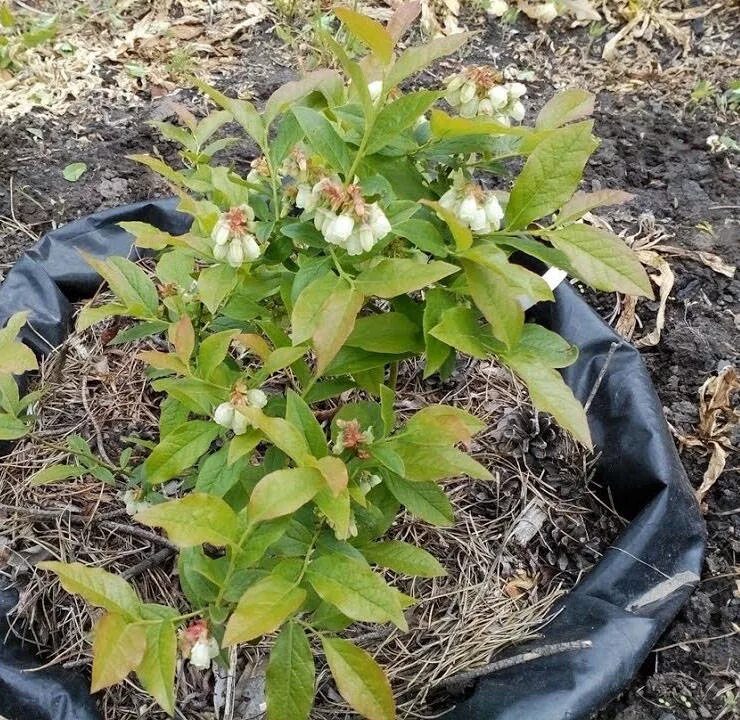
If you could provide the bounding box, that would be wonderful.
[1,9,738,720]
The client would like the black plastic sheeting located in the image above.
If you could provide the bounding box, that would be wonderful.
[0,200,705,720]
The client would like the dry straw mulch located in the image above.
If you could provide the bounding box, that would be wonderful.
[0,311,622,719]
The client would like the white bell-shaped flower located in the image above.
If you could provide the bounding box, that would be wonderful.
[460,80,477,104]
[295,183,317,211]
[242,235,261,261]
[367,204,391,239]
[509,100,526,122]
[478,98,494,116]
[324,214,355,245]
[231,410,249,436]
[508,82,527,99]
[458,194,480,225]
[460,98,479,117]
[246,388,268,409]
[368,80,383,103]
[214,402,235,428]
[213,243,229,261]
[488,85,509,109]
[227,239,245,268]
[359,224,376,252]
[484,196,504,227]
[190,637,220,670]
[212,217,230,246]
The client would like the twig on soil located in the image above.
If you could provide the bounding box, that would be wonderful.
[100,522,177,550]
[583,342,619,413]
[122,548,175,580]
[81,376,114,467]
[652,628,739,653]
[438,640,593,692]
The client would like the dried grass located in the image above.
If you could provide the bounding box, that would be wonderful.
[0,307,620,719]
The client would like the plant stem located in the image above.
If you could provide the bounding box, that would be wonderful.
[388,361,399,390]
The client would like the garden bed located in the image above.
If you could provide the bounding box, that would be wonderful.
[1,302,619,719]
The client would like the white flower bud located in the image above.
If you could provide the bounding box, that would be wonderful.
[367,204,391,239]
[324,214,355,245]
[241,234,261,261]
[295,183,316,211]
[227,238,245,267]
[460,80,477,104]
[458,194,480,224]
[446,74,465,92]
[214,402,235,428]
[345,231,364,256]
[189,637,219,670]
[478,98,494,116]
[358,224,376,252]
[314,208,333,232]
[246,388,267,409]
[535,2,558,22]
[460,97,480,118]
[439,188,458,210]
[468,207,490,233]
[368,80,383,103]
[213,243,229,261]
[212,217,230,246]
[486,0,509,15]
[231,410,249,436]
[507,82,527,99]
[488,85,509,109]
[509,100,526,122]
[483,195,504,227]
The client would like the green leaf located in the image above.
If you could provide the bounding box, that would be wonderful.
[393,219,448,257]
[168,316,194,363]
[321,636,395,720]
[143,420,220,485]
[272,112,304,165]
[62,162,87,182]
[248,467,325,522]
[0,413,29,440]
[536,89,595,129]
[0,374,20,414]
[292,274,364,377]
[422,288,456,377]
[428,107,524,139]
[306,554,407,630]
[266,622,315,720]
[366,91,440,154]
[237,517,291,567]
[544,224,653,297]
[335,8,394,65]
[136,619,177,716]
[386,32,470,88]
[383,474,454,527]
[81,253,159,317]
[379,385,395,436]
[194,79,266,146]
[496,235,569,268]
[516,323,578,368]
[361,540,446,578]
[429,305,501,359]
[420,199,472,251]
[405,404,485,444]
[137,350,189,375]
[259,345,309,378]
[390,438,490,482]
[461,258,523,349]
[76,302,127,332]
[91,613,147,692]
[503,351,591,448]
[223,574,306,645]
[314,488,352,539]
[292,106,350,175]
[556,189,634,224]
[237,407,312,465]
[265,69,343,126]
[178,547,227,606]
[198,330,238,379]
[152,377,224,415]
[199,263,239,314]
[135,493,239,547]
[29,464,88,486]
[355,259,458,298]
[346,313,423,354]
[504,121,599,230]
[228,428,263,465]
[286,390,329,458]
[37,561,140,618]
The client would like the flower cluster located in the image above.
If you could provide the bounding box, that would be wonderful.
[180,620,220,670]
[332,418,375,457]
[214,387,268,435]
[121,488,151,516]
[211,205,261,268]
[486,0,558,22]
[445,66,527,124]
[295,177,392,256]
[439,171,504,234]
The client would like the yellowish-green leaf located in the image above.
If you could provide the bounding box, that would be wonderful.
[248,467,325,523]
[29,464,87,486]
[137,350,189,375]
[420,199,472,251]
[198,263,238,314]
[194,79,266,147]
[227,428,263,466]
[361,540,447,578]
[0,413,31,440]
[237,406,312,465]
[62,162,87,182]
[76,303,127,333]
[136,620,177,716]
[504,121,598,230]
[544,224,653,297]
[306,554,407,630]
[321,636,395,720]
[135,493,239,547]
[168,316,194,363]
[354,259,458,298]
[292,106,351,175]
[314,487,352,539]
[37,561,140,618]
[91,613,147,692]
[143,420,220,485]
[536,88,595,129]
[266,622,315,720]
[198,329,238,379]
[0,342,38,375]
[265,69,342,126]
[335,8,394,65]
[386,32,470,89]
[223,574,306,645]
[313,455,348,496]
[429,107,524,138]
[557,189,634,224]
[383,474,454,527]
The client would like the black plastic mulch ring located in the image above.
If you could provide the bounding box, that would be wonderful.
[0,200,706,720]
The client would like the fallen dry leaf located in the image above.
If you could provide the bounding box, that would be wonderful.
[503,573,538,599]
[634,249,675,348]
